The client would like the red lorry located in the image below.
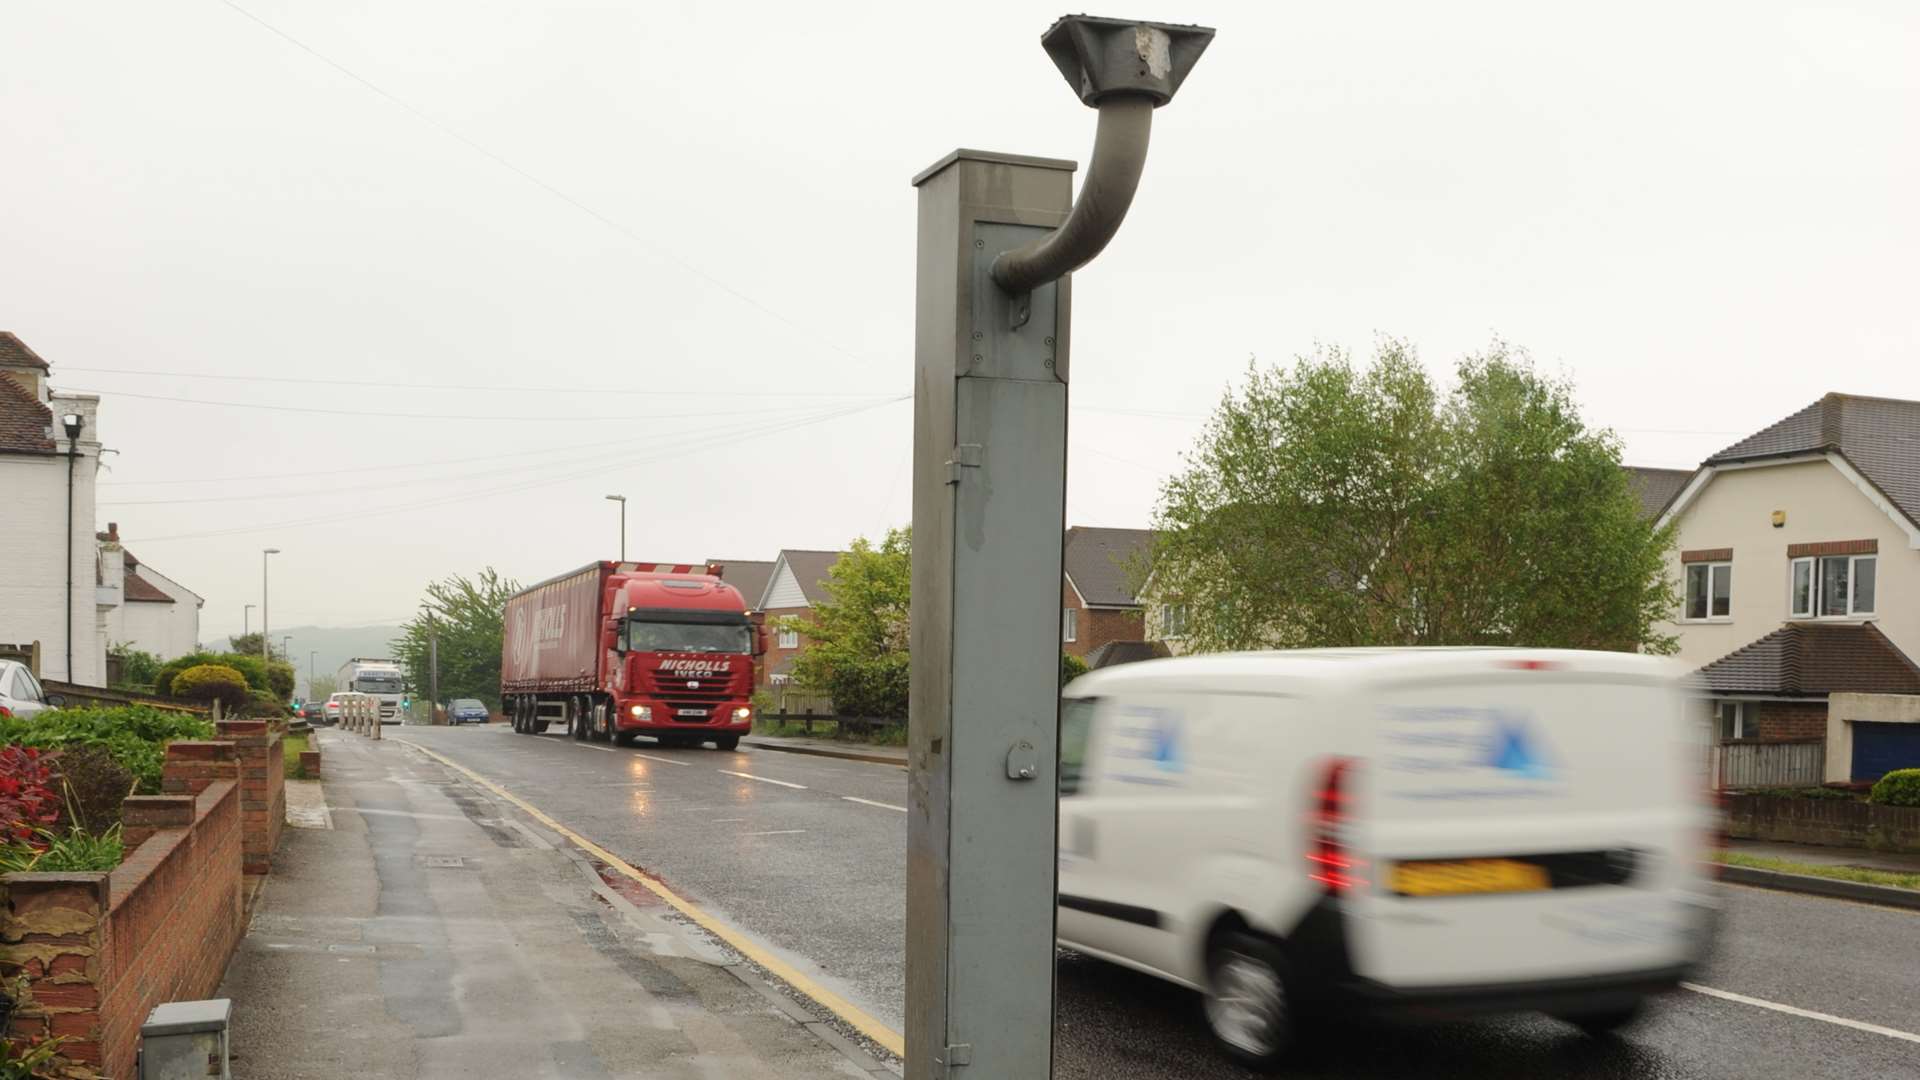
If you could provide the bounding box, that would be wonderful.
[500,561,764,749]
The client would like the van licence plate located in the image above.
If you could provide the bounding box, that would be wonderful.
[676,708,708,717]
[1390,858,1550,897]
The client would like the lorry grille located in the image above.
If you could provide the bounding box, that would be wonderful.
[646,671,743,723]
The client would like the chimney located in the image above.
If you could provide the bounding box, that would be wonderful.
[107,522,119,542]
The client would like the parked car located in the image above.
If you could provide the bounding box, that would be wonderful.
[323,693,344,724]
[447,698,491,725]
[0,659,64,719]
[1056,648,1719,1070]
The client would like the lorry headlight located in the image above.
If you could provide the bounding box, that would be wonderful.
[630,705,651,720]
[733,707,751,721]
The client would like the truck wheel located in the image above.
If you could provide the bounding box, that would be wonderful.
[511,701,525,734]
[571,699,588,741]
[712,736,740,751]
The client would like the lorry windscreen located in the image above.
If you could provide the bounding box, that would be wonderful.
[624,622,752,655]
[356,675,403,693]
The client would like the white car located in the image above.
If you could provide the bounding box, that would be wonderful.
[1057,648,1719,1070]
[0,659,65,719]
[324,693,345,724]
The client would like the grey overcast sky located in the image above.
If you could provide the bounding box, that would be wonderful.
[4,1,1916,642]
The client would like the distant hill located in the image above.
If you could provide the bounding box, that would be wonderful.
[230,625,404,699]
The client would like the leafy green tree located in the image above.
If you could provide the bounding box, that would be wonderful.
[226,632,284,660]
[307,674,338,702]
[782,529,911,720]
[392,568,520,711]
[1146,340,1677,655]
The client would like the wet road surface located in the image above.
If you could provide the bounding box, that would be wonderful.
[397,725,1920,1079]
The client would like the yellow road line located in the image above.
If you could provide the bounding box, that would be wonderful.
[398,739,906,1057]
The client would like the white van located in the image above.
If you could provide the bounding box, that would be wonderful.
[1057,648,1719,1070]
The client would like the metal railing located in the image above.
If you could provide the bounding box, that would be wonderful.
[1713,739,1824,790]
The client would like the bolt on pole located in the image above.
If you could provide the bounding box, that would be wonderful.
[906,15,1213,1079]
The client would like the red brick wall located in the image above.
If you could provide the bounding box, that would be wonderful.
[1061,581,1146,661]
[760,605,814,688]
[216,719,286,874]
[0,777,243,1079]
[1754,701,1828,742]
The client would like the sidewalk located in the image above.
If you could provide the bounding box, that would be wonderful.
[1728,837,1920,876]
[741,733,907,767]
[218,729,892,1079]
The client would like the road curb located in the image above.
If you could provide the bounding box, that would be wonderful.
[1720,864,1920,910]
[741,738,907,769]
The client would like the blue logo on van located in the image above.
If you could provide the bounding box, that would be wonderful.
[1486,716,1553,780]
[1148,721,1182,771]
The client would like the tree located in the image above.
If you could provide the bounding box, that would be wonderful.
[226,633,283,660]
[109,645,163,693]
[1146,340,1677,655]
[307,674,338,702]
[782,529,911,720]
[392,568,520,711]
[156,651,271,698]
[171,664,252,710]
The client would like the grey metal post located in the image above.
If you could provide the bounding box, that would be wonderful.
[907,16,1210,1079]
[428,616,440,724]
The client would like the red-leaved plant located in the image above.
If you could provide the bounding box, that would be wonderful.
[0,746,62,847]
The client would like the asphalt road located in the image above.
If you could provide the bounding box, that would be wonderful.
[396,725,1920,1079]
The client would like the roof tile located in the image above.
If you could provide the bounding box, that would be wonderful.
[1706,393,1920,529]
[0,332,51,371]
[0,370,54,454]
[1694,622,1920,696]
[1064,527,1156,608]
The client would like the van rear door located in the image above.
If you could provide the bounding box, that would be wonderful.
[1346,661,1711,989]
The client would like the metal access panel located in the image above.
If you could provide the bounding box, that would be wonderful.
[139,998,231,1080]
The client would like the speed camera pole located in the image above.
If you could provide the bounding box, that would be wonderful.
[907,16,1211,1078]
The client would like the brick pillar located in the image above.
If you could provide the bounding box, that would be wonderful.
[161,740,240,796]
[119,795,195,851]
[215,719,284,875]
[0,873,111,1073]
[299,749,322,778]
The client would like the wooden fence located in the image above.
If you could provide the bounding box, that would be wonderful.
[1712,739,1825,790]
[40,680,209,716]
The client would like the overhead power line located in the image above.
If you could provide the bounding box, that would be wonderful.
[63,366,905,399]
[214,0,881,372]
[68,387,861,423]
[129,395,907,542]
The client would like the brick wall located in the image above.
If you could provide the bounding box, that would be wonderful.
[1754,700,1829,741]
[214,719,285,874]
[760,605,813,688]
[0,776,242,1078]
[1060,581,1145,661]
[1728,793,1920,853]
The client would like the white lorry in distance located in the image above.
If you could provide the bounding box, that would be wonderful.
[336,657,406,722]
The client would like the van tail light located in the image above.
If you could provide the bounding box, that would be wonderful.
[1307,757,1366,893]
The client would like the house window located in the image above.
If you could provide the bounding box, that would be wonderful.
[1161,603,1190,638]
[1716,701,1755,741]
[1062,607,1078,643]
[1789,555,1876,618]
[1683,562,1732,620]
[777,627,799,649]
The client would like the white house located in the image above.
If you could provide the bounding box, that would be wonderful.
[0,331,107,685]
[98,523,204,661]
[1656,392,1920,783]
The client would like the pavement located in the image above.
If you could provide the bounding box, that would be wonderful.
[391,724,1920,1080]
[740,733,907,767]
[216,728,894,1079]
[1727,837,1920,875]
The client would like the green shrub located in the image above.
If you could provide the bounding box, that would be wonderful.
[239,690,292,719]
[1749,786,1860,801]
[1868,768,1920,807]
[172,664,251,710]
[155,651,271,697]
[0,705,215,794]
[1061,652,1089,687]
[264,659,296,701]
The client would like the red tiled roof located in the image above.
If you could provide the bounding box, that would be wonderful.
[0,332,51,371]
[123,569,174,604]
[1694,622,1920,697]
[0,370,54,454]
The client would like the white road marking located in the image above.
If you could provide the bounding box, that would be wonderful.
[718,769,807,790]
[577,744,617,753]
[842,796,908,813]
[630,752,691,766]
[1682,982,1920,1045]
[743,829,807,837]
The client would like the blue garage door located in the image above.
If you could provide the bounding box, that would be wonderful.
[1851,722,1920,781]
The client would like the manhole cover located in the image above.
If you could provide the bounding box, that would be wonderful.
[419,855,467,869]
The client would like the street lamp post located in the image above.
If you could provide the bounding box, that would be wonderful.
[61,413,83,682]
[261,549,281,663]
[243,604,255,639]
[604,494,627,561]
[907,16,1211,1078]
[281,636,292,665]
[309,650,317,699]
